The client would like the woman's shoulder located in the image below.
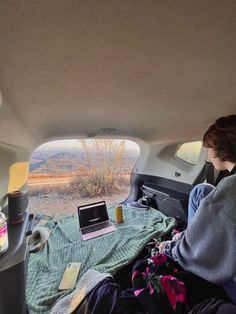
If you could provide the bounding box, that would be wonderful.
[213,172,236,194]
[209,173,236,220]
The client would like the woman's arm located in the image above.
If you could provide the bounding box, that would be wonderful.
[163,175,236,285]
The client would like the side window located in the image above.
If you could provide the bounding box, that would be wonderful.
[28,139,140,215]
[8,162,29,192]
[176,141,202,165]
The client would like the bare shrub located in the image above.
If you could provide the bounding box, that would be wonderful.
[115,174,130,187]
[70,139,126,198]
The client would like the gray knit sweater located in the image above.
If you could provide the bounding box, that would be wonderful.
[164,173,236,285]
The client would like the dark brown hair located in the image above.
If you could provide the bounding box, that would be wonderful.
[203,115,236,162]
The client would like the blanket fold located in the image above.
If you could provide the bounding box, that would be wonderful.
[50,270,111,314]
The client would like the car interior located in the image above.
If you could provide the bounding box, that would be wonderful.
[0,1,236,313]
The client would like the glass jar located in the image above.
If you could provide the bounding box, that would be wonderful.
[0,210,9,254]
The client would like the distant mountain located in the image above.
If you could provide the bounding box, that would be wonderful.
[29,144,139,174]
[49,152,78,160]
[29,160,47,172]
[31,149,82,161]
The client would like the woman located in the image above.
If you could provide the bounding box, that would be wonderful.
[187,115,236,223]
[132,115,236,313]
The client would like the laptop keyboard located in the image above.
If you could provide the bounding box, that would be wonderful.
[82,221,113,234]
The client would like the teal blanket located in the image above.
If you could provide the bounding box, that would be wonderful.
[26,206,176,314]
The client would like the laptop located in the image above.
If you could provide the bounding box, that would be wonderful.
[77,201,116,240]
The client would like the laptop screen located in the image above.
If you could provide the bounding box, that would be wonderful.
[78,201,109,228]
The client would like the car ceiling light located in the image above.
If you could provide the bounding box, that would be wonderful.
[98,128,117,135]
[87,132,97,138]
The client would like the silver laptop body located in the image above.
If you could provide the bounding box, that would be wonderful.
[77,201,116,240]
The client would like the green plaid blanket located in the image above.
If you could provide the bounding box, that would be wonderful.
[26,205,176,314]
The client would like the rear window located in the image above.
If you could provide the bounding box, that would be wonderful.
[176,141,202,165]
[28,139,139,216]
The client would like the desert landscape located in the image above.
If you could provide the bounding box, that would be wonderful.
[27,139,139,216]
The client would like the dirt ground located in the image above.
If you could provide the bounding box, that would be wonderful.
[28,191,128,217]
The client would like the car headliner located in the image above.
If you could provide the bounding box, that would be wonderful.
[0,1,236,150]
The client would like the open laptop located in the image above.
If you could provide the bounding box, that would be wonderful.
[77,201,116,240]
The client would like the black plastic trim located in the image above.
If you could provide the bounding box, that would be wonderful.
[124,173,193,223]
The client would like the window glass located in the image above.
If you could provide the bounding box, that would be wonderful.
[8,162,29,192]
[28,139,139,216]
[176,141,202,165]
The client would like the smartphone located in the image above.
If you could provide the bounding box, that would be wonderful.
[58,262,81,290]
